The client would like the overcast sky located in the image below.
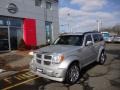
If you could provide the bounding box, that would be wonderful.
[59,0,120,32]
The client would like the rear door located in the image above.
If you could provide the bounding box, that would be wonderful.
[92,33,104,55]
[81,34,97,66]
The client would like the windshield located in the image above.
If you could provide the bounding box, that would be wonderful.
[53,35,83,46]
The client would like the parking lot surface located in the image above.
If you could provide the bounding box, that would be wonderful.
[0,43,120,90]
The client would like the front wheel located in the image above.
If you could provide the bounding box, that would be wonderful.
[65,63,80,84]
[99,51,106,65]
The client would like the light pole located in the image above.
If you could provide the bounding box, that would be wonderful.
[67,13,72,32]
[97,19,102,32]
[60,24,69,33]
[60,24,65,33]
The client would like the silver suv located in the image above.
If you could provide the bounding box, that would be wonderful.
[30,31,106,84]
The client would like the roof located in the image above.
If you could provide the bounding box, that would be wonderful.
[60,31,100,36]
[61,32,83,36]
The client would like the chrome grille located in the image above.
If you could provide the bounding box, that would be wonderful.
[36,54,52,65]
[36,54,42,64]
[44,55,52,65]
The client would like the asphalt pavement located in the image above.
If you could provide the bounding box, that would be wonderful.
[0,43,120,90]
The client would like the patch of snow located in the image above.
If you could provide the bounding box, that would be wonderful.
[0,69,5,73]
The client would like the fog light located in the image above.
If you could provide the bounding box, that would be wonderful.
[30,64,36,72]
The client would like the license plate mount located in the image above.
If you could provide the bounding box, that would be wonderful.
[37,68,43,73]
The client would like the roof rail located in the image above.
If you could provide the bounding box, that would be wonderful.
[83,31,99,35]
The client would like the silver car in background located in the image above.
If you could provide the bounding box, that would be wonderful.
[107,36,114,43]
[113,35,120,43]
[30,31,106,84]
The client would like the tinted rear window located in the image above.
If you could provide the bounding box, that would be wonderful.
[93,34,103,42]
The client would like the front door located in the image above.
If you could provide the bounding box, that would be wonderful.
[0,27,9,51]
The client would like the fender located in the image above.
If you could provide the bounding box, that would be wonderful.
[97,46,105,62]
[58,55,81,69]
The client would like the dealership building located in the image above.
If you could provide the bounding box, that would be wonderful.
[0,0,59,51]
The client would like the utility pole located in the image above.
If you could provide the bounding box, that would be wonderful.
[97,19,102,32]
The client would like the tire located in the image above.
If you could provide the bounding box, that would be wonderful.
[99,51,106,65]
[65,63,80,84]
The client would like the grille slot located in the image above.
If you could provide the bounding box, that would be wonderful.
[37,59,41,64]
[44,61,51,65]
[37,54,42,58]
[44,55,52,60]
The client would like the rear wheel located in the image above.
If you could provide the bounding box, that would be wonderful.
[65,63,80,84]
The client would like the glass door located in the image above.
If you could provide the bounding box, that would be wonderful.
[0,27,9,51]
[10,27,22,50]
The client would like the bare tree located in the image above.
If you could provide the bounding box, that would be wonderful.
[100,24,120,35]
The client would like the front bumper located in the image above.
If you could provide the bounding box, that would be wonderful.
[30,63,66,82]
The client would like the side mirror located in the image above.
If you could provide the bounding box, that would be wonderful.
[86,41,93,46]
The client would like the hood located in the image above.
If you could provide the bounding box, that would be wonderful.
[36,45,81,54]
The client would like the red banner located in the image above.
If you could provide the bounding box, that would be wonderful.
[23,18,37,46]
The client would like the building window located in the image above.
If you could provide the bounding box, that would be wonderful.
[35,0,42,7]
[45,21,52,43]
[46,2,52,9]
[0,17,23,51]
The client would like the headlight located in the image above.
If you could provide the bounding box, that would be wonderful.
[29,51,34,56]
[32,53,36,60]
[34,53,36,57]
[52,54,64,64]
[31,53,37,64]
